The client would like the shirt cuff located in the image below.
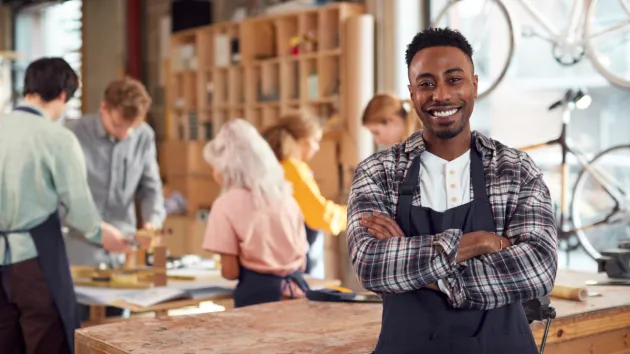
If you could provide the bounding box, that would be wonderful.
[441,264,468,308]
[437,279,451,297]
[432,228,462,266]
[84,227,102,244]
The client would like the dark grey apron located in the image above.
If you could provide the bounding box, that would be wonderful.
[374,137,538,354]
[0,106,79,354]
[233,266,310,308]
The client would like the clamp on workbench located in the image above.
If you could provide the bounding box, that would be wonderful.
[523,295,556,354]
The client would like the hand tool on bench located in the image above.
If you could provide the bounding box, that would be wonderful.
[306,286,382,303]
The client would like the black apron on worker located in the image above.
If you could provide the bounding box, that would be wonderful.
[0,105,79,354]
[233,266,310,308]
[304,224,322,274]
[374,138,538,354]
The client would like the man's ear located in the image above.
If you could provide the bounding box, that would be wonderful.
[473,74,479,99]
[58,91,67,103]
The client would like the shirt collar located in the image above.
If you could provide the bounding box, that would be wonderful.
[93,113,108,138]
[93,113,132,142]
[404,129,496,156]
[18,102,49,119]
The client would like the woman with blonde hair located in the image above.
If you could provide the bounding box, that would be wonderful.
[262,110,347,279]
[201,118,309,308]
[362,93,421,147]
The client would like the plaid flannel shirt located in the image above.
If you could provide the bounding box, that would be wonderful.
[347,130,558,310]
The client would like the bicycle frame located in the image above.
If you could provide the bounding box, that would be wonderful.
[519,103,626,237]
[512,0,629,46]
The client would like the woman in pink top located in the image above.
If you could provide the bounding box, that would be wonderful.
[202,118,309,308]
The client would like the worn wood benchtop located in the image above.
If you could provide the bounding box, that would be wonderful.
[75,270,630,354]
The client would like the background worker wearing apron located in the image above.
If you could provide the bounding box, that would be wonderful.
[64,77,166,320]
[202,119,309,308]
[347,28,558,354]
[0,57,129,354]
[262,111,347,279]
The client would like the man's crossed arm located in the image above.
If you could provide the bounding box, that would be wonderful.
[347,163,558,310]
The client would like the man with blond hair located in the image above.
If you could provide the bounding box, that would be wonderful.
[64,77,166,317]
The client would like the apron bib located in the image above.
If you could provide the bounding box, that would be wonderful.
[374,138,538,354]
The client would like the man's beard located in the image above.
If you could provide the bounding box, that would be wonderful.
[428,117,468,140]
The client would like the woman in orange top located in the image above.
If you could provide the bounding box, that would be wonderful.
[202,119,309,308]
[263,110,347,279]
[362,93,421,147]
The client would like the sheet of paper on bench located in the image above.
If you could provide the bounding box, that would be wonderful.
[119,287,190,307]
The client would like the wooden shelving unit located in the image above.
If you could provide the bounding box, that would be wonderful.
[159,3,374,274]
[165,2,364,141]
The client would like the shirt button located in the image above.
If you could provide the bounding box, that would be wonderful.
[450,184,456,188]
[449,170,455,175]
[451,197,457,202]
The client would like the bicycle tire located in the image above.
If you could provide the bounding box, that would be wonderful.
[431,0,516,100]
[584,0,630,89]
[570,144,630,260]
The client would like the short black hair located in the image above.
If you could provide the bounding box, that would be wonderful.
[405,28,474,68]
[23,57,79,103]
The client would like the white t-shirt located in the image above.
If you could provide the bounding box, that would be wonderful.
[418,149,471,296]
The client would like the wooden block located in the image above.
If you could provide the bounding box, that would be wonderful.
[153,246,168,287]
[123,250,137,270]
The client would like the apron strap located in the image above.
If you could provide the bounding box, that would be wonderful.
[0,228,30,302]
[282,270,311,299]
[396,154,422,235]
[470,140,489,201]
[13,106,43,116]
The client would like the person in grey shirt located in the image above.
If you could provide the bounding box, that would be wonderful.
[64,77,166,268]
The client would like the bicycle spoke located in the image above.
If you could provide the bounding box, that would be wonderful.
[588,19,630,42]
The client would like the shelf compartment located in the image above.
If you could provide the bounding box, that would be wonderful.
[212,68,228,108]
[260,62,280,103]
[172,71,198,110]
[317,54,340,98]
[228,66,244,105]
[245,108,263,129]
[171,33,198,72]
[300,58,318,101]
[299,10,319,54]
[213,24,241,67]
[196,29,214,70]
[230,107,245,121]
[275,15,299,57]
[203,71,214,110]
[318,7,340,50]
[280,59,300,102]
[242,19,276,60]
[262,105,281,131]
[212,109,229,135]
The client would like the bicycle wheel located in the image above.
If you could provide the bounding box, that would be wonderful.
[431,0,516,100]
[585,0,630,89]
[571,145,630,260]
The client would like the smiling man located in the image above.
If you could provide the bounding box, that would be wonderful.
[346,28,558,353]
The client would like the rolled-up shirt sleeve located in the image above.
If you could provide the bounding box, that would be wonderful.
[53,134,102,243]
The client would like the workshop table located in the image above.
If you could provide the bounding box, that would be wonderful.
[75,270,630,354]
[76,268,340,326]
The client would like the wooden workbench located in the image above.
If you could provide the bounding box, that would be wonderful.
[75,270,630,354]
